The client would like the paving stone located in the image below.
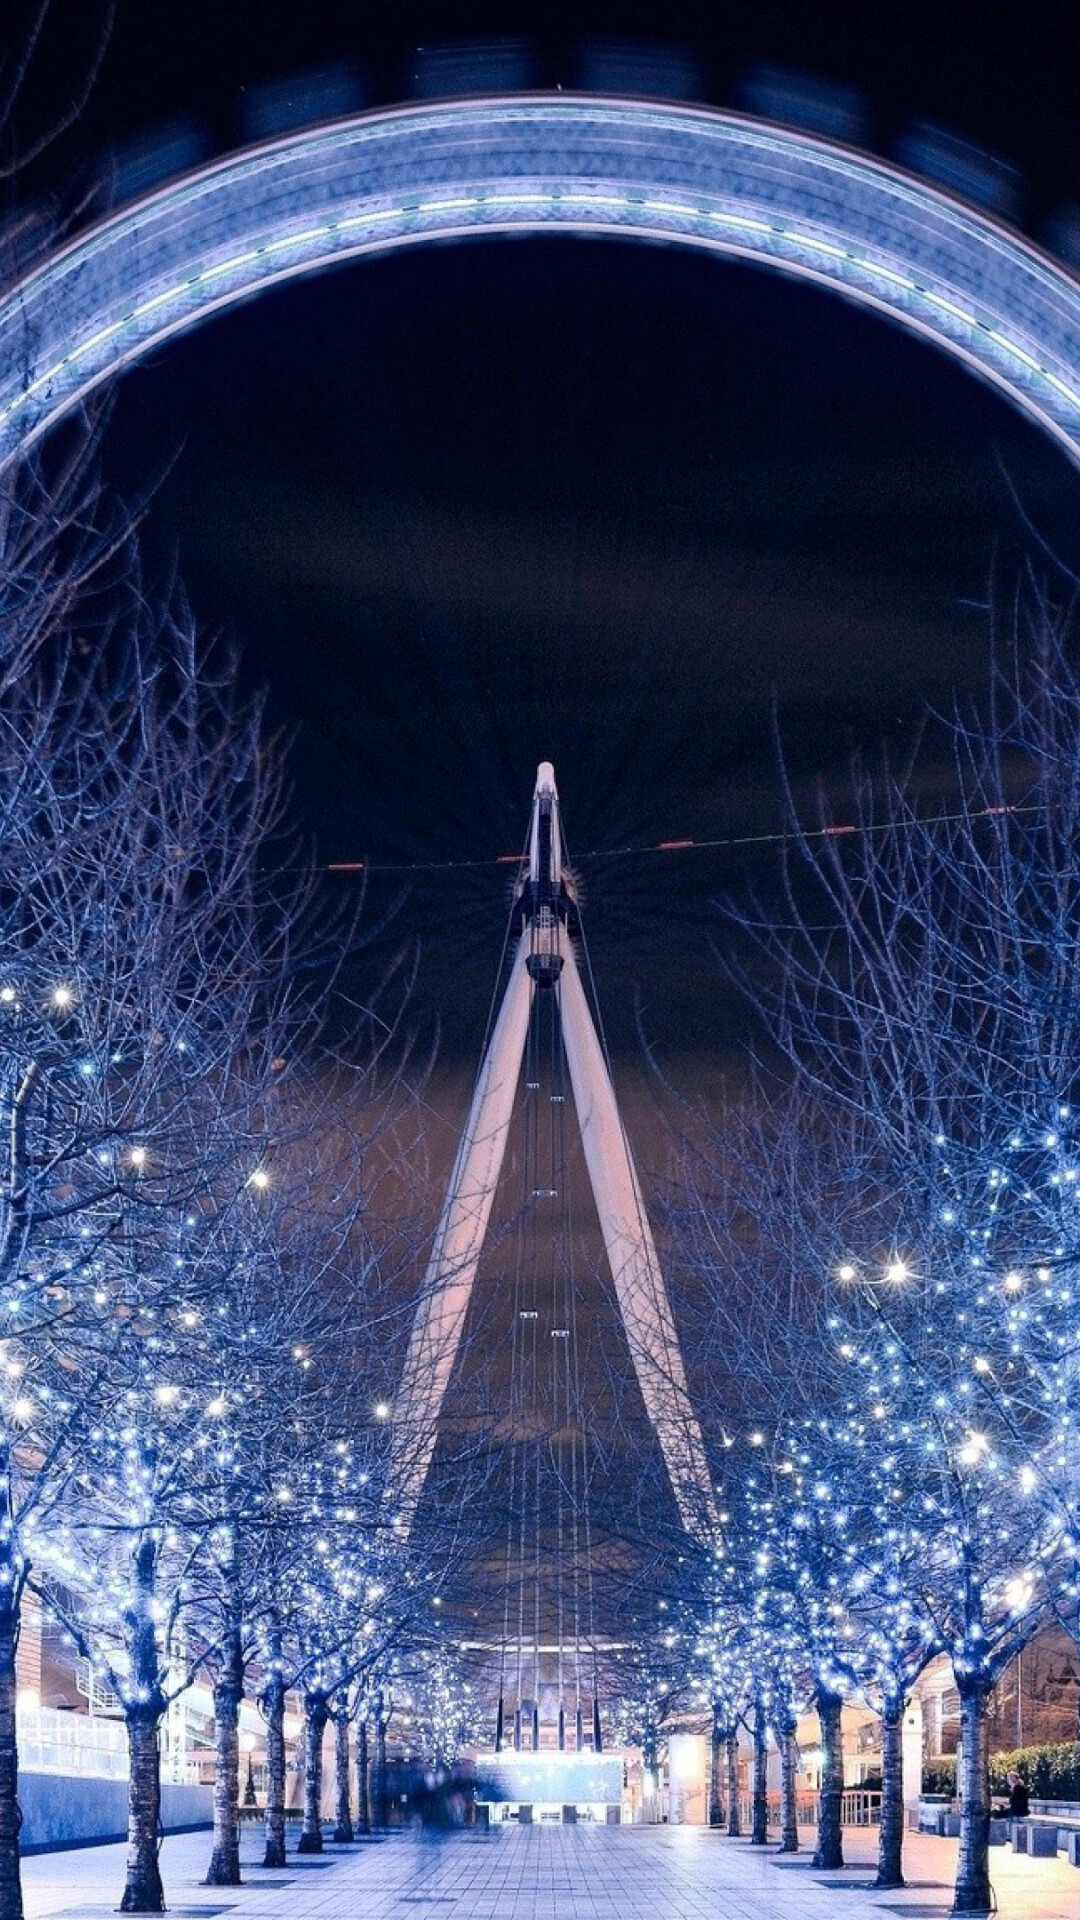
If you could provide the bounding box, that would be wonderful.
[16,1822,1080,1920]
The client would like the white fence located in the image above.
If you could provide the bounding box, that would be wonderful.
[16,1703,199,1784]
[736,1789,883,1829]
[17,1705,129,1779]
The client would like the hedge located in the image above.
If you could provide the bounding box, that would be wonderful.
[922,1757,956,1796]
[988,1742,1080,1802]
[922,1744,1080,1801]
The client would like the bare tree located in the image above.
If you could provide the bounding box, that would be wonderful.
[0,441,222,1920]
[0,544,369,1915]
[181,1070,411,1887]
[687,590,1080,1910]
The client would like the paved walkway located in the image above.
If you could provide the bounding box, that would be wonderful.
[17,1822,1080,1920]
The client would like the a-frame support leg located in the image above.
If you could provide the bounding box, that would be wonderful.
[388,940,533,1528]
[389,761,716,1546]
[557,936,716,1540]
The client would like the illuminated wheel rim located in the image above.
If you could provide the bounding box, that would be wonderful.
[4,94,1080,470]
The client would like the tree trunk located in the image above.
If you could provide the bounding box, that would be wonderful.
[709,1709,724,1827]
[297,1691,329,1853]
[643,1722,659,1822]
[261,1659,287,1869]
[811,1685,844,1871]
[120,1711,165,1913]
[332,1707,353,1842]
[373,1703,389,1830]
[356,1718,370,1834]
[875,1695,905,1889]
[205,1675,242,1884]
[119,1537,166,1913]
[778,1714,799,1854]
[0,1569,23,1920]
[953,1681,991,1913]
[751,1695,769,1844]
[205,1576,244,1887]
[725,1731,741,1837]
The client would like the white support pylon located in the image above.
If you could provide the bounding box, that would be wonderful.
[389,763,717,1542]
[555,934,716,1540]
[386,939,533,1528]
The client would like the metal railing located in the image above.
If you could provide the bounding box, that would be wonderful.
[16,1703,200,1783]
[16,1705,128,1779]
[735,1790,882,1829]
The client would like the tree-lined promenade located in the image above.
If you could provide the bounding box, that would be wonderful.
[0,439,487,1920]
[2,47,1080,1909]
[633,597,1080,1913]
[5,420,1080,1920]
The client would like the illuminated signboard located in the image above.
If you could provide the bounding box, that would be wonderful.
[476,1750,623,1805]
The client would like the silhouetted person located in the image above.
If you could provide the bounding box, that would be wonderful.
[994,1770,1029,1819]
[1007,1772,1030,1819]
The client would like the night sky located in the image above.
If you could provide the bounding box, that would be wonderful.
[12,0,1080,1664]
[14,0,1080,1101]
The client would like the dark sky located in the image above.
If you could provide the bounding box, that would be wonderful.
[15,0,1080,1093]
[12,0,1080,1654]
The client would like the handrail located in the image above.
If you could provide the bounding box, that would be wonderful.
[736,1788,883,1828]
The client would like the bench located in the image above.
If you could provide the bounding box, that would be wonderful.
[1012,1804,1080,1864]
[917,1797,1080,1863]
[1015,1824,1060,1857]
